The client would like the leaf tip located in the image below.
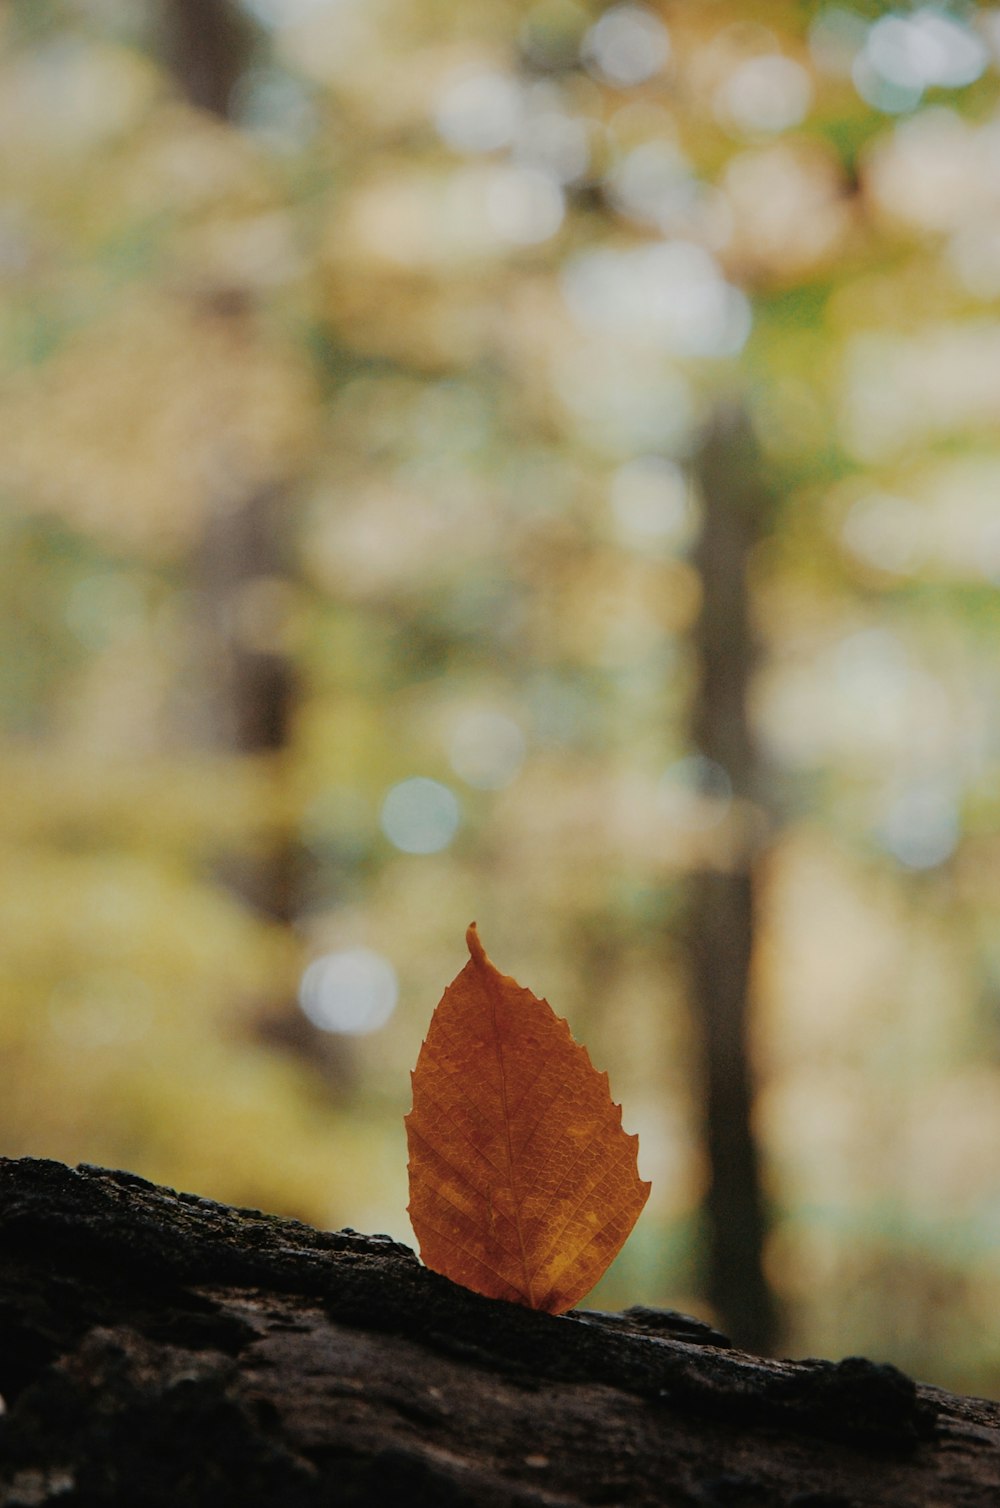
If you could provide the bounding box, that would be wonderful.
[466,920,487,968]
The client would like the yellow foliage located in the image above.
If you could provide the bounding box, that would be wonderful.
[0,291,317,556]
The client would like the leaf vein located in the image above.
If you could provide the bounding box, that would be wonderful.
[415,1213,525,1296]
[426,1050,502,1125]
[408,1123,499,1210]
[543,1205,635,1296]
[530,1143,638,1279]
[512,1077,573,1168]
[412,1088,508,1181]
[507,1059,551,1125]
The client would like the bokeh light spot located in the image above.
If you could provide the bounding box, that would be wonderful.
[486,165,565,244]
[448,710,526,790]
[381,778,461,853]
[605,140,696,230]
[582,4,670,87]
[853,7,987,112]
[299,949,398,1034]
[514,104,591,185]
[715,55,813,137]
[866,9,987,91]
[610,456,693,546]
[435,72,521,154]
[879,781,960,869]
[561,241,751,357]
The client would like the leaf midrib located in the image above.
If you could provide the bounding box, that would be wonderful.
[482,964,536,1307]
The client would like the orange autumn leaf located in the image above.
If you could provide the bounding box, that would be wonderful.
[405,923,650,1314]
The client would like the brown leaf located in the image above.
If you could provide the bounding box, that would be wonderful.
[405,923,650,1314]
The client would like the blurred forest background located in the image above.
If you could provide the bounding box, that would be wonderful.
[3,0,1000,1395]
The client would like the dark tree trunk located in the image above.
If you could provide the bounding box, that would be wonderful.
[1,1157,997,1507]
[689,402,778,1356]
[160,0,253,119]
[192,475,299,927]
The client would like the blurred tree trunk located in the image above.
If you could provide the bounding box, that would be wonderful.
[160,0,293,919]
[688,401,778,1355]
[158,1,340,1076]
[193,472,298,928]
[160,0,253,119]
